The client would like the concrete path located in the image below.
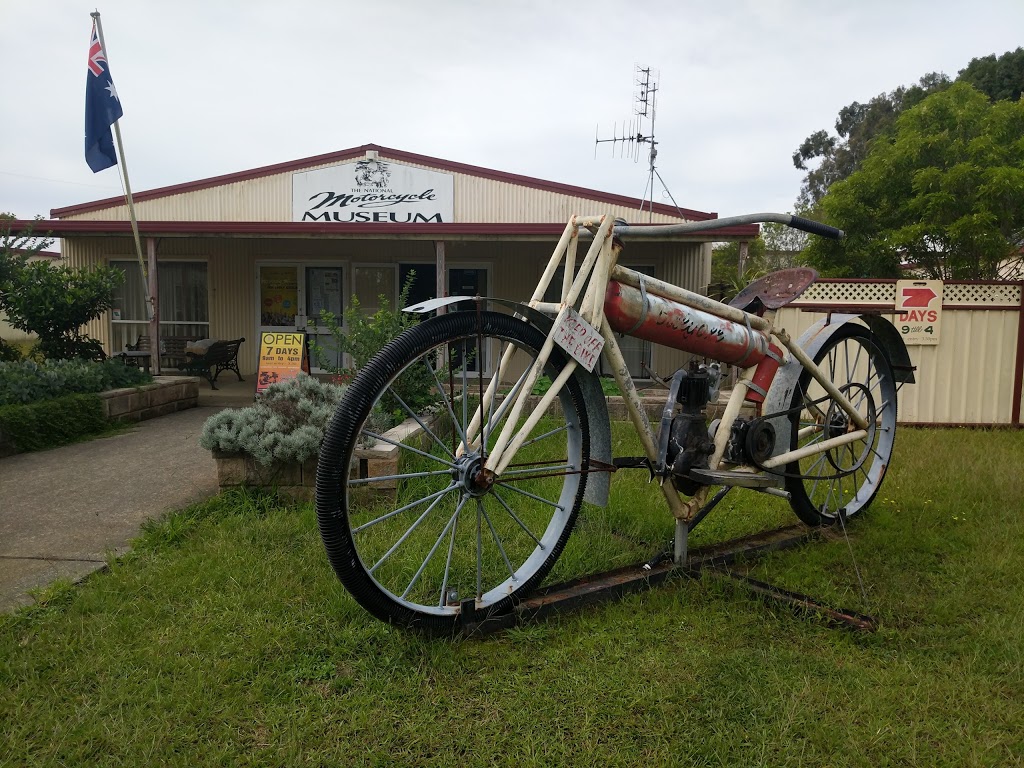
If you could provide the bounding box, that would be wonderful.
[0,405,223,613]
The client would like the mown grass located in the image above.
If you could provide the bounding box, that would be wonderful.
[1,428,1022,766]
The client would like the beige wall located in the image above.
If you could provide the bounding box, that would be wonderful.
[775,280,1023,426]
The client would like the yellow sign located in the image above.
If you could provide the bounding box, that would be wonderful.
[256,331,309,394]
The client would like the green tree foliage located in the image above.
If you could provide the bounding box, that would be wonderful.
[793,74,950,211]
[710,221,810,297]
[958,47,1024,103]
[804,83,1024,279]
[1,215,124,361]
[793,49,1024,213]
[710,239,764,297]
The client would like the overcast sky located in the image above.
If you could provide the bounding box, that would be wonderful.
[2,0,1022,231]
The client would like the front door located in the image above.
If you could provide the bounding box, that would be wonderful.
[258,263,344,373]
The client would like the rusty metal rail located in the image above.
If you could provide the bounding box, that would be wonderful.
[461,523,877,636]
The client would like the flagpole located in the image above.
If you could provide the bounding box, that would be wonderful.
[91,11,159,371]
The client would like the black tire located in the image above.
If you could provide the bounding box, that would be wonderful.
[785,324,898,526]
[316,310,590,635]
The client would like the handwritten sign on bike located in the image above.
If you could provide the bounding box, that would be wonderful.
[256,331,309,394]
[896,279,942,345]
[552,306,604,372]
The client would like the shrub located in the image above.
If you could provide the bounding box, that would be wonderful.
[199,374,347,465]
[0,359,151,406]
[0,393,108,452]
[0,339,21,363]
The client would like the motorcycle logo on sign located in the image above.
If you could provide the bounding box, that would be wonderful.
[896,279,943,345]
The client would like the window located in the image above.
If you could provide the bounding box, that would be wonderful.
[110,261,209,350]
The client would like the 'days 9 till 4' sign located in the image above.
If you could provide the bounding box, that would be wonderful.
[895,279,943,345]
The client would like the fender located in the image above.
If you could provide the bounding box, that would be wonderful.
[404,295,612,507]
[761,314,912,461]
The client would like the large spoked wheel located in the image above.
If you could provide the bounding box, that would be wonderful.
[785,324,897,526]
[316,310,590,635]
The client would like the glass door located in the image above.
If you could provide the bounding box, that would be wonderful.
[306,266,343,371]
[258,263,344,374]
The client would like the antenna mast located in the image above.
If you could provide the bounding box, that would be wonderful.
[595,65,685,223]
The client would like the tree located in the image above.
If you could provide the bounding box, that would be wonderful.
[804,83,1024,280]
[792,73,950,211]
[710,239,764,297]
[1,214,124,360]
[958,47,1024,103]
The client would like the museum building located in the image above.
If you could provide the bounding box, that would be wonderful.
[36,144,757,378]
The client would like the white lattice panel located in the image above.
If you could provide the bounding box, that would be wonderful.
[942,283,1021,307]
[795,281,894,305]
[794,280,1021,308]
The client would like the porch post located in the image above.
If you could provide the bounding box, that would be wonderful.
[146,237,161,375]
[434,240,446,315]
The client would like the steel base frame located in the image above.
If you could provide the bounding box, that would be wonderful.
[460,524,877,637]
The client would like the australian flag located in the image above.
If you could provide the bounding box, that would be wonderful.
[84,19,123,172]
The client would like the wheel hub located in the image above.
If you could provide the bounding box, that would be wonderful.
[454,452,492,497]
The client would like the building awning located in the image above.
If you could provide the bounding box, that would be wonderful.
[3,219,760,242]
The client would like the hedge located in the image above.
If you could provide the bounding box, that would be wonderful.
[0,393,110,453]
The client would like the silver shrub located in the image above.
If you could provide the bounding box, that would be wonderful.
[199,374,347,465]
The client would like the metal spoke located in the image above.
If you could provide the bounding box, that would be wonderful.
[353,484,457,534]
[360,429,457,468]
[389,388,455,460]
[438,494,468,607]
[369,489,453,575]
[498,463,574,479]
[476,495,483,599]
[491,489,545,549]
[423,357,469,452]
[461,339,469,441]
[401,494,464,601]
[349,468,454,487]
[517,423,571,451]
[494,481,564,510]
[482,358,537,450]
[479,499,518,584]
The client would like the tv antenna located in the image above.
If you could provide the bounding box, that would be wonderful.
[595,65,685,222]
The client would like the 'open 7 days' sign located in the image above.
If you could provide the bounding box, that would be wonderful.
[257,332,310,394]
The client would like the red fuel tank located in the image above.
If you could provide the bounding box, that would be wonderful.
[603,280,772,368]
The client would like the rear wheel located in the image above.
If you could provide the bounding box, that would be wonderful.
[316,310,590,634]
[785,324,897,526]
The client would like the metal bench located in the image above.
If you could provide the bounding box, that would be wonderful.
[181,337,245,389]
[127,335,201,370]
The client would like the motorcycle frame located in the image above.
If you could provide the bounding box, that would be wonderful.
[461,214,874,555]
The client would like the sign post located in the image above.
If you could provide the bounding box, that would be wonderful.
[895,279,943,345]
[256,331,310,395]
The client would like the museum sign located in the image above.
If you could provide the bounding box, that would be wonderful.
[292,159,454,223]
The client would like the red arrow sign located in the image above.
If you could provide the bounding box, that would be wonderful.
[900,287,937,307]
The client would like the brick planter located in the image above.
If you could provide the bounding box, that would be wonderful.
[212,451,320,502]
[99,376,199,423]
[212,411,440,502]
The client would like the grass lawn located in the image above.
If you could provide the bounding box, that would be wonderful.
[1,427,1022,766]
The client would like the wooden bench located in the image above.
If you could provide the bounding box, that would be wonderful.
[181,338,245,389]
[127,335,201,370]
